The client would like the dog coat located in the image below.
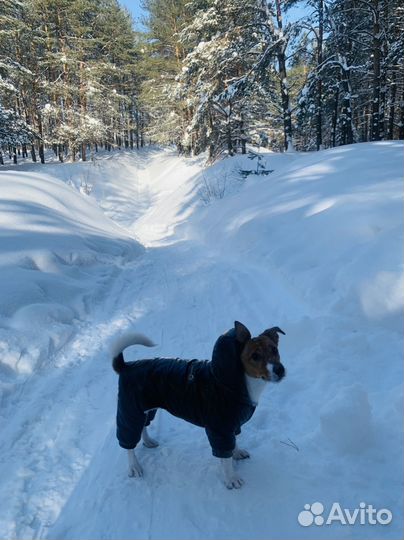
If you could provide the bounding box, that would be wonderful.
[116,327,256,458]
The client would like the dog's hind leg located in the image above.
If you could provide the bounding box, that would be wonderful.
[127,449,143,477]
[142,427,159,448]
[118,405,148,477]
[233,445,250,460]
[142,409,159,448]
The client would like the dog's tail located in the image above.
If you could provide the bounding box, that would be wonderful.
[111,332,156,373]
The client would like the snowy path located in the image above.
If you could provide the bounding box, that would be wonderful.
[1,149,248,539]
[0,145,402,539]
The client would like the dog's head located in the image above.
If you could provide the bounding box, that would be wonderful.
[235,321,286,382]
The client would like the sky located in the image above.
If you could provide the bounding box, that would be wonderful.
[119,0,146,28]
[119,0,311,30]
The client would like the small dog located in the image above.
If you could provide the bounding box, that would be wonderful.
[111,321,286,489]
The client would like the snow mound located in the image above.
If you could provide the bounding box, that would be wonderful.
[192,142,404,326]
[320,383,374,454]
[0,169,143,376]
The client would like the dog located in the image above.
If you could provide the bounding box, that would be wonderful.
[111,321,286,489]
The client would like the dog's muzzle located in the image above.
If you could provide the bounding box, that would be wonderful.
[270,363,286,382]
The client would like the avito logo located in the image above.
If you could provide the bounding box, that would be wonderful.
[298,502,393,527]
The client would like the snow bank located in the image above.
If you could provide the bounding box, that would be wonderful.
[192,142,403,325]
[0,168,142,376]
[320,383,374,454]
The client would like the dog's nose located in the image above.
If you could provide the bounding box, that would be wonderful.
[272,363,285,381]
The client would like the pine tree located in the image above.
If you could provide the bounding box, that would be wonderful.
[0,0,40,162]
[0,0,145,162]
[177,0,279,158]
[0,103,35,163]
[139,0,190,147]
[295,0,404,149]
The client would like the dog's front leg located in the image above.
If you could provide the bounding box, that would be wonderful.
[127,449,143,477]
[221,457,244,489]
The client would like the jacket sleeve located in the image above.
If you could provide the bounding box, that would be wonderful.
[205,427,236,458]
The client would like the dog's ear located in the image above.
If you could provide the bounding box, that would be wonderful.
[260,326,285,345]
[234,321,251,344]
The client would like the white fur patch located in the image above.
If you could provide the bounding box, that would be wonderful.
[245,374,267,405]
[109,332,155,358]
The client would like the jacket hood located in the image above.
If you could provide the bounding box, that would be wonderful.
[211,326,251,403]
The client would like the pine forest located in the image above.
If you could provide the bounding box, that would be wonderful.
[1,0,403,164]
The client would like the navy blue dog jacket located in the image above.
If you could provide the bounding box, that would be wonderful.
[115,327,256,458]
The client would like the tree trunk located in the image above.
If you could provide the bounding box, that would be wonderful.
[140,115,145,147]
[227,125,233,155]
[387,71,397,139]
[275,0,293,151]
[316,0,324,150]
[331,83,339,147]
[135,110,140,149]
[239,112,247,154]
[39,144,45,164]
[226,102,234,156]
[340,68,353,145]
[371,0,381,141]
[79,60,87,160]
[361,106,368,141]
[31,145,37,162]
[379,61,387,140]
[36,112,45,163]
[399,87,404,139]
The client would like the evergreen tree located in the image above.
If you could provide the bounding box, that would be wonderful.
[1,0,402,162]
[177,0,279,158]
[139,0,190,146]
[0,103,35,163]
[295,0,404,149]
[0,0,145,163]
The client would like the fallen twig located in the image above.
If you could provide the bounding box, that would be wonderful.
[280,437,299,452]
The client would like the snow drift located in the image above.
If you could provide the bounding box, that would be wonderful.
[0,168,142,376]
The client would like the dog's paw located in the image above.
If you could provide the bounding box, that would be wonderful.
[142,436,159,448]
[233,447,250,460]
[225,475,244,489]
[127,450,143,478]
[128,464,143,478]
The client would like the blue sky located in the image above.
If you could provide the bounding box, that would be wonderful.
[119,0,310,29]
[119,0,145,26]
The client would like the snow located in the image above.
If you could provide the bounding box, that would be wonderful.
[0,142,402,539]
